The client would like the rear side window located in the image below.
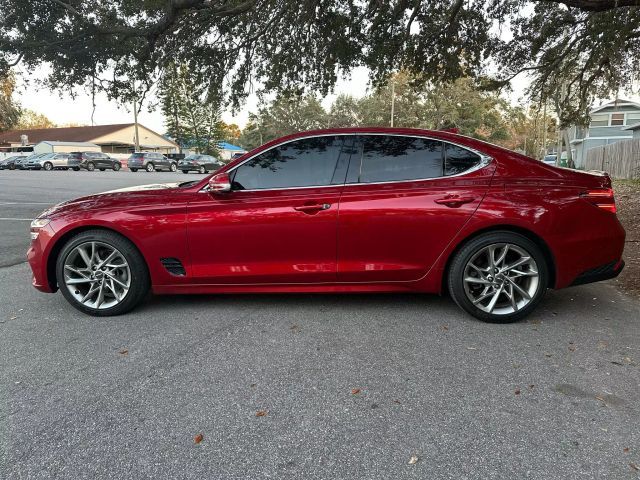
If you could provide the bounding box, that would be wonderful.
[231,136,344,190]
[357,135,443,183]
[444,144,482,176]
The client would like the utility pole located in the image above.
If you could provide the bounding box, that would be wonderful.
[390,77,395,128]
[132,81,140,152]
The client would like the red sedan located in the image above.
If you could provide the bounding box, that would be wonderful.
[27,128,625,322]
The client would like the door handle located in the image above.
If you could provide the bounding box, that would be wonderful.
[293,203,331,213]
[435,196,475,208]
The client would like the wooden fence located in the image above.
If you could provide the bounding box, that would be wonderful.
[584,138,640,179]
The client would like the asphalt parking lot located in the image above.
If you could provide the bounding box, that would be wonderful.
[1,170,639,479]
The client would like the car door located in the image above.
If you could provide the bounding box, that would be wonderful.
[52,154,68,168]
[186,135,350,284]
[336,135,496,282]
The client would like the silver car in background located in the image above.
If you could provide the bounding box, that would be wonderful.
[25,153,72,170]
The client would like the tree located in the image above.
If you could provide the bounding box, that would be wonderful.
[16,109,56,129]
[2,1,639,128]
[0,72,20,132]
[221,122,241,143]
[159,62,225,155]
[238,95,327,148]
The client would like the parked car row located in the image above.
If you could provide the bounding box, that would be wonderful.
[0,151,227,173]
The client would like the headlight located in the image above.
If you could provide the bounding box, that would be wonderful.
[30,218,50,241]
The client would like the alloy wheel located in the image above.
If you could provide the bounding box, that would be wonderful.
[63,241,131,310]
[462,243,539,315]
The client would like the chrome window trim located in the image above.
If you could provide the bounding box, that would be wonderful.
[199,132,493,193]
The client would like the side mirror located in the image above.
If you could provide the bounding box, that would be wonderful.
[208,172,231,193]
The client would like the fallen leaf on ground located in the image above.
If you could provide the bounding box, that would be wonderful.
[194,434,203,444]
[514,389,521,395]
[630,463,639,471]
[466,347,477,350]
[568,345,576,352]
[290,324,299,332]
[408,455,419,465]
[371,403,378,409]
[256,410,267,417]
[250,383,257,388]
[595,395,607,405]
[118,349,128,355]
[529,385,535,389]
[393,400,401,404]
[441,325,449,331]
[611,361,623,366]
[623,447,630,453]
[351,388,361,395]
[10,316,17,320]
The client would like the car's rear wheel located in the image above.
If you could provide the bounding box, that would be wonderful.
[56,230,150,316]
[146,163,155,172]
[86,162,95,171]
[43,162,53,171]
[113,163,121,171]
[72,167,80,171]
[182,170,189,174]
[448,231,548,323]
[198,165,206,174]
[130,168,138,172]
[99,168,106,171]
[170,162,177,172]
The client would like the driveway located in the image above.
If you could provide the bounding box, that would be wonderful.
[1,170,639,479]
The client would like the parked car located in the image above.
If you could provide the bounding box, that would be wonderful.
[25,153,72,171]
[68,152,121,171]
[178,154,224,174]
[27,127,625,322]
[127,152,176,172]
[20,153,48,170]
[0,155,24,170]
[542,154,557,166]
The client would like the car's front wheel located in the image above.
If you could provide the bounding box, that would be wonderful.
[198,165,206,174]
[170,162,177,172]
[56,230,150,316]
[130,168,138,172]
[43,162,53,171]
[448,231,548,323]
[146,163,155,172]
[86,162,95,171]
[113,162,121,171]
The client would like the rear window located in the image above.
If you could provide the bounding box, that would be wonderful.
[131,153,144,158]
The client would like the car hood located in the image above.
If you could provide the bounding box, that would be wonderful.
[37,182,187,219]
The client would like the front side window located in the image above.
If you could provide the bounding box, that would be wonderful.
[444,143,482,176]
[231,136,344,190]
[357,135,443,183]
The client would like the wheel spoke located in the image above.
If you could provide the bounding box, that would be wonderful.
[66,277,95,285]
[486,284,504,313]
[504,275,531,300]
[77,245,92,268]
[508,283,518,312]
[502,256,530,273]
[464,276,491,285]
[495,244,509,267]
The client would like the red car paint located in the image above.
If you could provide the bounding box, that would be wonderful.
[28,127,625,297]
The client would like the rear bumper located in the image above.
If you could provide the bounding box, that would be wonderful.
[569,260,625,287]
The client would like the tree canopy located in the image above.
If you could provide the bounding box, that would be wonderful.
[238,73,556,157]
[1,1,638,126]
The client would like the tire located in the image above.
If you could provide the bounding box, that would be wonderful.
[99,168,106,171]
[198,165,206,174]
[130,168,138,172]
[55,229,150,316]
[182,170,189,174]
[72,167,80,171]
[146,163,155,172]
[113,163,121,171]
[43,162,53,171]
[86,162,95,172]
[170,162,177,172]
[447,231,548,323]
[9,164,15,170]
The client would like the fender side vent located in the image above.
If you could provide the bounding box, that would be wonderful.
[160,257,186,276]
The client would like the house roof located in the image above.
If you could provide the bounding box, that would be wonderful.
[217,141,245,151]
[0,124,134,144]
[622,122,640,131]
[591,99,640,114]
[37,141,100,147]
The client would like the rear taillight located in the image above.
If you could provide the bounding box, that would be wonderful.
[580,188,617,214]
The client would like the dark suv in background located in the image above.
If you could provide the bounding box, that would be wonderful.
[178,154,224,174]
[68,152,122,171]
[127,152,176,172]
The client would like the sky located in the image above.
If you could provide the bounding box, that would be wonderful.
[15,65,534,134]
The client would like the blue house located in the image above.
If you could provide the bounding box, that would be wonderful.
[569,99,640,168]
[217,141,247,161]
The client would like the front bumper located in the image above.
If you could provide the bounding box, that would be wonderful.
[178,163,202,171]
[27,224,57,293]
